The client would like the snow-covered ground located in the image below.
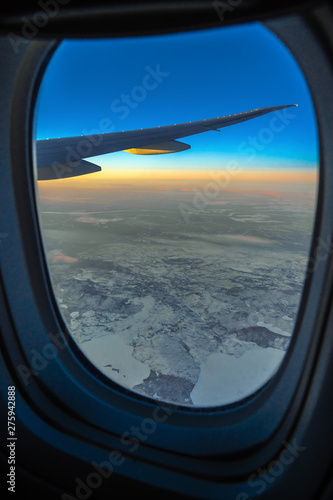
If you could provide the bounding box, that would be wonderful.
[190,347,284,406]
[80,334,150,388]
[80,335,284,407]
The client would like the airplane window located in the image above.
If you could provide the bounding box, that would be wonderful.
[33,22,318,408]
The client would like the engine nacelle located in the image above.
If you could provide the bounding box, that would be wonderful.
[124,139,191,155]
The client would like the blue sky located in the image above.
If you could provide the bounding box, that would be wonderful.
[35,22,319,173]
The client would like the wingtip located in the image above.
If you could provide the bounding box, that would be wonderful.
[280,103,298,110]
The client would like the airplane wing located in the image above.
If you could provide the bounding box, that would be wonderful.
[35,104,297,180]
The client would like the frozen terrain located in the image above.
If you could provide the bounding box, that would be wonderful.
[38,188,315,407]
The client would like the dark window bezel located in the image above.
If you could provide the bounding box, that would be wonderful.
[1,2,333,497]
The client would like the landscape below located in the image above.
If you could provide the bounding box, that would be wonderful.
[37,181,316,407]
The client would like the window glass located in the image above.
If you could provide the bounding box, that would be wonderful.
[34,23,318,407]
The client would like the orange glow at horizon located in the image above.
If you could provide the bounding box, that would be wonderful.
[37,169,317,185]
[37,169,318,199]
[70,168,317,182]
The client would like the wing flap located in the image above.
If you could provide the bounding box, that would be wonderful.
[37,159,101,180]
